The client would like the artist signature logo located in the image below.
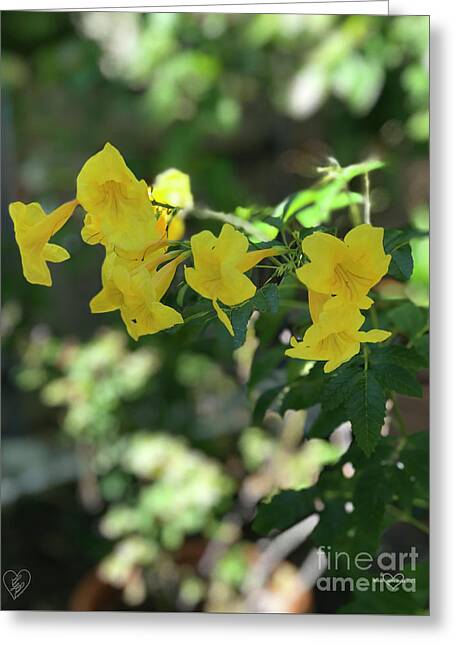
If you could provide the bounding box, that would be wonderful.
[2,569,31,600]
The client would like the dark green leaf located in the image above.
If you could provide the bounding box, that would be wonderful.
[388,243,414,281]
[252,489,316,535]
[372,362,422,398]
[231,302,253,349]
[321,358,363,411]
[252,284,279,314]
[353,465,390,542]
[345,371,386,457]
[370,344,426,372]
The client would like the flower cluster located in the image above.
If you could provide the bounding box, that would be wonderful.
[9,143,194,339]
[286,225,392,372]
[9,143,392,372]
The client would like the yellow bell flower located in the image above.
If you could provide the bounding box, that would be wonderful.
[150,169,193,242]
[184,224,284,335]
[151,168,193,210]
[77,143,161,252]
[296,224,391,309]
[286,300,391,373]
[9,199,78,286]
[90,251,187,340]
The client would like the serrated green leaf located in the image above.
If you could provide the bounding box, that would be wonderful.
[372,363,422,398]
[252,283,279,313]
[321,358,363,411]
[345,371,386,456]
[231,302,253,349]
[370,344,426,372]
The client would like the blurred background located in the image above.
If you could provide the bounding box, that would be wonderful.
[1,12,428,611]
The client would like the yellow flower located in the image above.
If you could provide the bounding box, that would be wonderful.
[296,224,391,309]
[77,143,161,251]
[90,251,187,340]
[286,300,391,373]
[184,223,284,335]
[151,168,193,210]
[9,199,78,286]
[150,169,193,242]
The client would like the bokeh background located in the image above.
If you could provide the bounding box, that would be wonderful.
[1,12,429,612]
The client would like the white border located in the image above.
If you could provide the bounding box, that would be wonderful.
[2,0,454,643]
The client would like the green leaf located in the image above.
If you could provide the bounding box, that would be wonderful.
[345,371,387,457]
[252,489,316,535]
[295,191,363,227]
[383,228,428,253]
[252,283,279,314]
[370,344,426,372]
[339,160,385,180]
[388,243,414,281]
[273,190,319,223]
[371,363,422,398]
[231,302,254,349]
[231,284,280,349]
[321,358,363,411]
[414,334,429,367]
[353,465,390,542]
[383,228,428,282]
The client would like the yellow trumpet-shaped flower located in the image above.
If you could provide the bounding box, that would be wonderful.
[77,143,161,252]
[90,251,187,340]
[286,300,391,373]
[151,168,193,211]
[296,224,391,309]
[9,199,78,286]
[184,223,284,335]
[150,168,193,242]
